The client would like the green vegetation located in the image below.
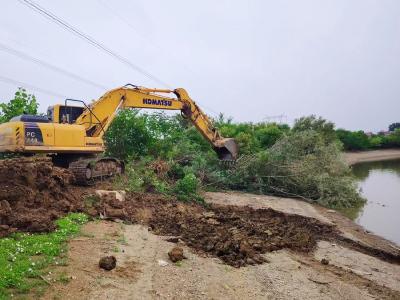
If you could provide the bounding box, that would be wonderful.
[105,111,366,209]
[389,122,400,132]
[336,128,400,150]
[174,173,203,202]
[0,88,39,159]
[0,213,88,299]
[0,88,38,123]
[224,131,363,208]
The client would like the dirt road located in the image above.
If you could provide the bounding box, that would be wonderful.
[344,149,400,165]
[40,192,400,300]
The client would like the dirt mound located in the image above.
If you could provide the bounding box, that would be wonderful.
[88,192,336,267]
[151,204,335,267]
[0,157,82,237]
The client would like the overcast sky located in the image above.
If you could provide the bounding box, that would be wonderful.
[0,0,399,131]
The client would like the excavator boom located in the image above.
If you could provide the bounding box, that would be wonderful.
[75,85,238,160]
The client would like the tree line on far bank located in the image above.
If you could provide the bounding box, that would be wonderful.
[336,125,400,151]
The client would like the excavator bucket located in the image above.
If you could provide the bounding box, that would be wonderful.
[214,138,239,161]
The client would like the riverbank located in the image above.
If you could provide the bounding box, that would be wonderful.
[344,149,400,165]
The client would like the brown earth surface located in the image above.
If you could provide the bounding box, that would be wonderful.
[0,157,83,237]
[0,157,338,267]
[1,157,400,299]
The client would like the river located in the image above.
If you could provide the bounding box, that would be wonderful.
[348,159,400,245]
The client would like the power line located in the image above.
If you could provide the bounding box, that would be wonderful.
[18,0,171,87]
[95,0,220,117]
[16,0,220,117]
[0,42,107,91]
[0,74,67,98]
[96,0,198,78]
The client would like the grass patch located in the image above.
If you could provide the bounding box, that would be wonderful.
[0,213,88,299]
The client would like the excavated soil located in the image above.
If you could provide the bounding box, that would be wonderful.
[86,192,336,267]
[0,157,82,237]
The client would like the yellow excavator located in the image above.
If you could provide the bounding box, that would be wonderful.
[0,84,238,184]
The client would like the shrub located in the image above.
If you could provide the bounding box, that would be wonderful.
[174,173,203,203]
[114,158,172,194]
[292,115,337,144]
[223,131,365,208]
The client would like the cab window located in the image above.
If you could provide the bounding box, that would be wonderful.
[47,107,54,122]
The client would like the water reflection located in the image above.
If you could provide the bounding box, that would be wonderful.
[347,159,400,244]
[352,160,400,181]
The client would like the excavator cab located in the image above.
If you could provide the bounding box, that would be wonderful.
[47,105,85,124]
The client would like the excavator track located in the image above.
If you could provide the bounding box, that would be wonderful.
[69,157,124,185]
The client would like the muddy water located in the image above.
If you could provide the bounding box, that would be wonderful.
[349,159,400,245]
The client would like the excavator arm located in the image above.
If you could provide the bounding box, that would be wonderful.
[75,85,238,160]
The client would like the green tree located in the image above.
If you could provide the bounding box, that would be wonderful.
[292,115,336,144]
[369,135,383,148]
[336,129,370,151]
[0,88,38,123]
[255,124,285,148]
[389,122,400,132]
[382,129,400,148]
[104,109,154,160]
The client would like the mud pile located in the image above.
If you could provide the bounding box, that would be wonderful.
[92,192,336,267]
[0,157,82,237]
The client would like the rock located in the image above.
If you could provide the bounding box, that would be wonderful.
[158,259,169,267]
[95,190,126,202]
[99,256,116,271]
[321,258,329,265]
[168,246,185,262]
[0,224,9,230]
[105,207,127,219]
